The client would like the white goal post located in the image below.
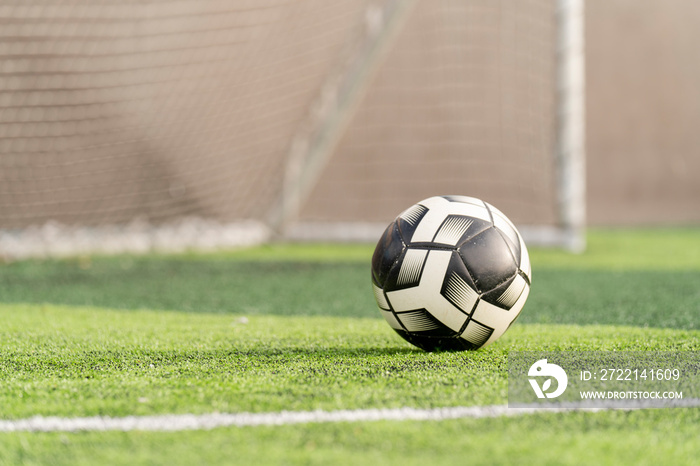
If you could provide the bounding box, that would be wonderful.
[555,0,586,252]
[280,0,586,252]
[0,0,585,259]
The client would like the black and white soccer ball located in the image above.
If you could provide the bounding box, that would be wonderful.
[371,195,531,351]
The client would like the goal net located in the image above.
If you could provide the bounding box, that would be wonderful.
[0,0,584,259]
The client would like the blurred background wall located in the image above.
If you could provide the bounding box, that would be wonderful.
[0,0,698,236]
[303,0,700,227]
[585,0,700,225]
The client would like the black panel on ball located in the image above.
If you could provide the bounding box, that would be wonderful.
[481,275,525,309]
[458,227,518,293]
[381,248,426,292]
[494,224,522,268]
[392,329,481,352]
[371,220,405,287]
[395,309,456,337]
[396,204,428,244]
[453,217,492,246]
[440,251,479,313]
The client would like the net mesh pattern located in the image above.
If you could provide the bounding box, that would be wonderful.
[0,0,560,255]
[300,0,557,226]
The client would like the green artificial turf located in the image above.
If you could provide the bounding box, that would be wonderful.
[0,303,698,465]
[2,409,699,466]
[0,229,697,329]
[0,303,697,420]
[0,228,698,465]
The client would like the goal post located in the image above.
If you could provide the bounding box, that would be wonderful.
[555,0,586,252]
[281,0,587,251]
[0,0,585,259]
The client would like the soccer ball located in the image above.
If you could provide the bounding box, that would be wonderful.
[371,195,531,351]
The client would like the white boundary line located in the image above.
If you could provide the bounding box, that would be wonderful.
[2,400,699,433]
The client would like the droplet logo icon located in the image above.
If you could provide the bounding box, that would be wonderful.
[528,359,568,399]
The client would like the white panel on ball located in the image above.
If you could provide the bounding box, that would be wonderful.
[386,250,470,333]
[409,197,490,243]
